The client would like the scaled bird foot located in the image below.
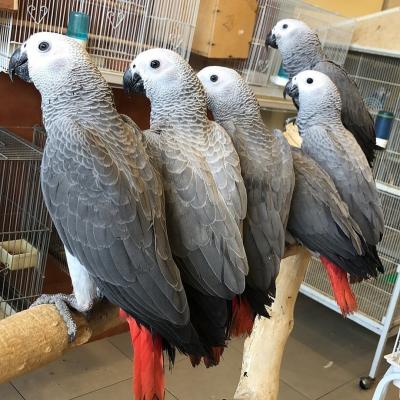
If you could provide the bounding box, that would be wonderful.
[30,293,88,342]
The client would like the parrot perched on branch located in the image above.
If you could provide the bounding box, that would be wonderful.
[123,48,249,392]
[267,19,377,166]
[288,148,383,315]
[8,33,208,400]
[197,66,295,334]
[285,70,384,314]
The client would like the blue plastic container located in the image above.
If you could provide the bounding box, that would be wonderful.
[270,62,289,87]
[66,11,89,47]
[375,111,394,149]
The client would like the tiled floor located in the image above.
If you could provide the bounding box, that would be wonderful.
[1,294,399,400]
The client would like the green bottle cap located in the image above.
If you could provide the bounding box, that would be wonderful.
[67,11,89,41]
[377,111,394,119]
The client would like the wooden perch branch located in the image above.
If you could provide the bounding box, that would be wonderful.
[0,245,310,398]
[234,248,311,400]
[0,301,126,384]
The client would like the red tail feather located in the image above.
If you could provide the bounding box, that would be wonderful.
[204,346,225,368]
[120,309,165,400]
[230,297,255,337]
[320,257,358,316]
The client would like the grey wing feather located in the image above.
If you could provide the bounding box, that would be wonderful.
[289,148,382,278]
[143,127,248,300]
[289,148,363,253]
[41,119,190,331]
[231,123,295,295]
[313,60,376,165]
[207,122,247,226]
[301,124,384,245]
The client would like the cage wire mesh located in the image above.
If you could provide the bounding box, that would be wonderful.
[302,50,400,326]
[0,0,200,75]
[0,129,51,320]
[214,0,354,88]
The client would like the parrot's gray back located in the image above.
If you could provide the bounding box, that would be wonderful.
[288,147,382,279]
[221,118,294,311]
[40,104,207,355]
[301,124,384,245]
[143,124,248,300]
[312,60,376,165]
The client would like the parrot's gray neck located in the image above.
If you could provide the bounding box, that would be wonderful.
[149,85,209,131]
[218,109,266,138]
[281,33,326,78]
[212,90,273,159]
[210,81,265,134]
[41,66,119,134]
[297,98,342,132]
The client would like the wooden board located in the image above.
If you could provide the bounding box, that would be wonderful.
[351,9,400,54]
[0,0,18,11]
[192,0,257,59]
[383,0,400,8]
[305,0,384,17]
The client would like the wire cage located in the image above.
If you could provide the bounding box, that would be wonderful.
[225,0,355,88]
[0,128,51,320]
[0,0,200,82]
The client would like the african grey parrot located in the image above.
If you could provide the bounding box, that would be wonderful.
[267,19,376,166]
[8,33,206,400]
[123,49,248,361]
[197,66,295,333]
[285,70,384,310]
[288,147,383,314]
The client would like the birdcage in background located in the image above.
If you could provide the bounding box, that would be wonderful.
[231,0,354,88]
[301,47,400,388]
[0,128,51,320]
[0,0,200,83]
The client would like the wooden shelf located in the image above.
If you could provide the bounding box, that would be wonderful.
[350,8,400,56]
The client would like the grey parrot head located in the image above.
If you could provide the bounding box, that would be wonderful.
[266,19,318,54]
[123,48,205,106]
[197,66,259,123]
[287,70,342,121]
[8,32,93,94]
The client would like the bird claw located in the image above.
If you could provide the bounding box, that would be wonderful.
[30,293,83,342]
[285,116,297,128]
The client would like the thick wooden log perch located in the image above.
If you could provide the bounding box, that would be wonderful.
[0,301,126,384]
[0,246,310,399]
[234,248,311,400]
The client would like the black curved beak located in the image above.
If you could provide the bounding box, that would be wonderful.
[284,80,299,100]
[8,47,31,82]
[266,31,278,49]
[123,67,145,95]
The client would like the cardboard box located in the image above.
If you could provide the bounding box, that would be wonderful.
[192,0,258,59]
[0,0,18,11]
[0,239,38,270]
[305,0,384,17]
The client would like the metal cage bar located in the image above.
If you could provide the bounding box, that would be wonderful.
[0,129,51,320]
[0,0,200,78]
